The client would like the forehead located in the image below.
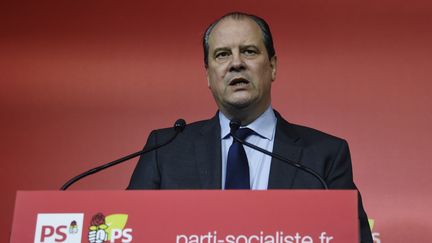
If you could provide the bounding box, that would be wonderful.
[208,17,264,49]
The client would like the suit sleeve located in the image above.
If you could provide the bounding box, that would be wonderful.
[326,140,373,243]
[127,130,161,189]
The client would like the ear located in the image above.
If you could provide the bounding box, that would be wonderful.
[205,67,211,88]
[270,56,277,81]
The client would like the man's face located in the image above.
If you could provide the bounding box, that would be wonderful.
[206,17,276,119]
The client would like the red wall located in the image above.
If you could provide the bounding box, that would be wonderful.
[1,1,431,242]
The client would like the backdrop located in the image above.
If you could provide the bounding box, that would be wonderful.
[1,1,431,242]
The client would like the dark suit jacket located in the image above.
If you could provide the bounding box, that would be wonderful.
[128,111,373,242]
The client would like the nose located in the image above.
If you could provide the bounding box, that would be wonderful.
[229,52,246,72]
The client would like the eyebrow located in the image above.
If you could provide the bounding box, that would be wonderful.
[212,45,260,55]
[241,44,259,49]
[212,47,231,55]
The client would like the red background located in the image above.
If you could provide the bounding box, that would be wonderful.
[1,1,431,242]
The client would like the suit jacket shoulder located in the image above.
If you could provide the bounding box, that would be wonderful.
[270,111,353,189]
[128,114,222,189]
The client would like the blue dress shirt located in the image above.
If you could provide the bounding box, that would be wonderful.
[219,106,277,190]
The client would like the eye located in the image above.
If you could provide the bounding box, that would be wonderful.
[242,48,258,56]
[215,51,230,59]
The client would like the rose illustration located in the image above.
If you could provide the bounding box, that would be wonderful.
[90,213,105,226]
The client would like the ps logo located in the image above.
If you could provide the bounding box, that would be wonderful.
[88,213,133,243]
[34,214,83,243]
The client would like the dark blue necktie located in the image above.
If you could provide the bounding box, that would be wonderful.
[225,128,254,189]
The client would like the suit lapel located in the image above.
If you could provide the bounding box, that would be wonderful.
[194,114,222,189]
[192,111,303,189]
[268,112,304,189]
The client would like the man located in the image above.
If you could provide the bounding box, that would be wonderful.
[128,12,373,242]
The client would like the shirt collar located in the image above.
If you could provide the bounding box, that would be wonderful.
[219,106,277,140]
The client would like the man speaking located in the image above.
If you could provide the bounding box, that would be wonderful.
[128,12,373,242]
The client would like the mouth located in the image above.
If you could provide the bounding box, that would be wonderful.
[229,77,250,86]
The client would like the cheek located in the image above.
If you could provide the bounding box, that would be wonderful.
[210,63,228,77]
[208,75,224,94]
[256,65,274,82]
[209,70,225,85]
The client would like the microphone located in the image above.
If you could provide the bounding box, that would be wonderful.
[60,119,187,190]
[229,120,328,189]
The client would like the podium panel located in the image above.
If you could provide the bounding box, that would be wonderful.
[11,190,358,242]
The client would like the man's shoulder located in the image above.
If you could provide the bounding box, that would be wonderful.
[275,119,351,162]
[149,116,218,137]
[289,122,344,140]
[276,112,347,146]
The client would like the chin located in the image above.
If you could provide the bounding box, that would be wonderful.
[227,100,254,110]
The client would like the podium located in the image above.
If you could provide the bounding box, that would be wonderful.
[11,190,358,242]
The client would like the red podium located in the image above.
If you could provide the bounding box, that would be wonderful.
[11,190,358,243]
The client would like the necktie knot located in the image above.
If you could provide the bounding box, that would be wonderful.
[234,128,254,140]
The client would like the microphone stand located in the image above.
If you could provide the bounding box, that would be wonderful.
[229,121,328,189]
[60,119,186,190]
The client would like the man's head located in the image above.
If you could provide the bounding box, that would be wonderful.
[203,12,277,124]
[203,12,276,68]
